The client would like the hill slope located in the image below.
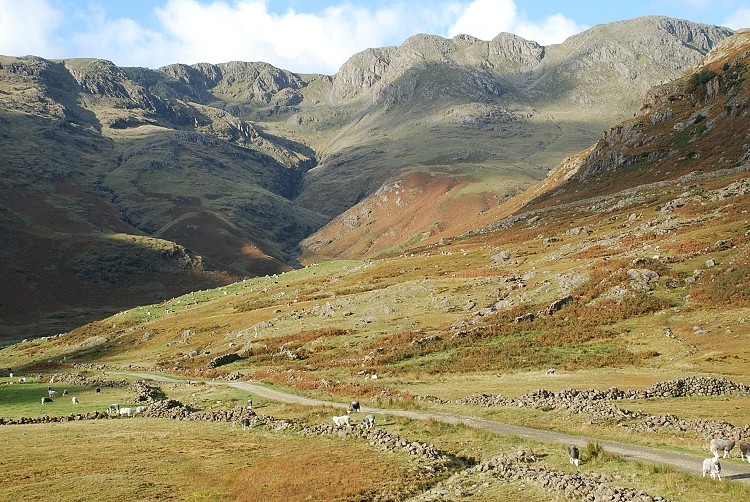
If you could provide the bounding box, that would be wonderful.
[3,31,750,378]
[0,17,734,339]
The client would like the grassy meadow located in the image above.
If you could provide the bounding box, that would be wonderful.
[0,418,421,502]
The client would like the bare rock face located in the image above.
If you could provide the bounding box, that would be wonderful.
[488,32,545,68]
[65,59,132,98]
[330,47,396,101]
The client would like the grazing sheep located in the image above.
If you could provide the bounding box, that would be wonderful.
[135,406,149,414]
[702,456,722,480]
[18,377,26,383]
[332,415,351,428]
[347,401,361,414]
[518,447,536,463]
[41,396,52,404]
[9,372,13,378]
[107,404,120,415]
[740,442,750,463]
[119,407,133,417]
[241,418,251,429]
[48,390,58,398]
[72,396,79,404]
[361,414,375,429]
[246,399,253,411]
[95,387,101,394]
[63,389,68,396]
[709,438,735,458]
[546,368,556,375]
[568,444,580,466]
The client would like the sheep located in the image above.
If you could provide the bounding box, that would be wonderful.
[361,414,375,429]
[347,401,361,414]
[48,390,58,398]
[18,377,26,383]
[95,387,101,394]
[546,367,556,375]
[568,444,580,466]
[332,415,351,428]
[63,389,68,396]
[518,447,536,463]
[246,399,253,411]
[709,438,735,458]
[135,405,149,414]
[241,418,251,429]
[702,456,722,480]
[740,442,750,463]
[107,404,120,415]
[119,407,133,417]
[72,396,79,404]
[41,396,52,404]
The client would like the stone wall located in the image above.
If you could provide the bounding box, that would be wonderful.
[413,451,670,501]
[447,376,750,440]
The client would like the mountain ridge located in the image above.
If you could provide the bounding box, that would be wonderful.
[0,16,738,339]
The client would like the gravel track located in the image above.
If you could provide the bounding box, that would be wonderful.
[119,372,750,483]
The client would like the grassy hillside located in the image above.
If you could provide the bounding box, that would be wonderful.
[0,18,735,341]
[3,26,750,502]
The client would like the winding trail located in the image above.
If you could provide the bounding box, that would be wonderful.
[120,372,750,483]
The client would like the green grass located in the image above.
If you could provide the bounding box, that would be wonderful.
[0,380,133,419]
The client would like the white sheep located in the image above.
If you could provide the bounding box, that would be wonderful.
[135,405,149,414]
[18,377,26,383]
[119,407,133,417]
[546,368,556,375]
[48,389,58,398]
[72,396,79,404]
[702,456,721,480]
[361,414,375,428]
[107,403,120,415]
[740,442,750,463]
[332,415,351,427]
[41,396,52,404]
[709,438,735,458]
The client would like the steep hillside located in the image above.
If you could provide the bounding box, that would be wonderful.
[4,32,750,381]
[296,16,733,260]
[507,29,750,213]
[0,17,733,340]
[0,56,326,339]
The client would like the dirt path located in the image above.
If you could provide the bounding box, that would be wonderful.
[120,372,750,483]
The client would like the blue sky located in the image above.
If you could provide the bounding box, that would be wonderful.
[1,0,749,74]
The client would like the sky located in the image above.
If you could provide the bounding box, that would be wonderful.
[1,0,749,75]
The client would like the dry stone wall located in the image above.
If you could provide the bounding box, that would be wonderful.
[445,376,750,440]
[413,451,671,502]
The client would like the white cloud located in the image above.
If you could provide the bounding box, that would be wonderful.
[69,4,172,66]
[448,0,585,45]
[723,7,750,30]
[148,0,439,73]
[0,0,62,57]
[514,13,586,46]
[448,0,518,39]
[0,0,588,73]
